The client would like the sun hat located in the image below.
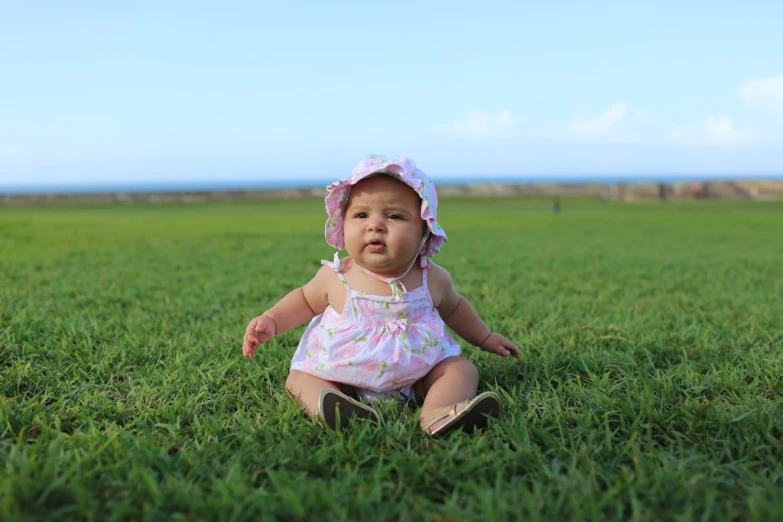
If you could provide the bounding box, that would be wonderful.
[324,155,447,261]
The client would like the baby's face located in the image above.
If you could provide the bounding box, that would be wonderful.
[343,175,425,276]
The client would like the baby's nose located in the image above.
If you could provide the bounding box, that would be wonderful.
[367,217,386,231]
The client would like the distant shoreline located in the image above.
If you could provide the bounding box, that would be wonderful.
[2,178,783,206]
[2,173,783,196]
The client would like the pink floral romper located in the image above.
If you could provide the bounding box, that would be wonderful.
[289,256,462,402]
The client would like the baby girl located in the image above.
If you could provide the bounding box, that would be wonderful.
[242,155,519,436]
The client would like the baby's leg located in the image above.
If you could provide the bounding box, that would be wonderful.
[286,370,344,418]
[415,356,479,429]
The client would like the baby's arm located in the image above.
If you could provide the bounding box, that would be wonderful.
[430,264,520,358]
[242,265,332,358]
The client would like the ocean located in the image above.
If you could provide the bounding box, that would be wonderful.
[1,174,780,195]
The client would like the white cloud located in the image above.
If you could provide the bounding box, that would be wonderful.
[705,117,749,143]
[568,103,640,141]
[439,110,514,138]
[667,116,750,145]
[737,74,783,111]
[634,109,649,123]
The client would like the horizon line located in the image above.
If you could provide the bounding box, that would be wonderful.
[2,172,783,196]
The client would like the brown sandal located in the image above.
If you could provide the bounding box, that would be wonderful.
[422,391,502,437]
[317,388,380,429]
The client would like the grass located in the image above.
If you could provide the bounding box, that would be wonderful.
[1,197,782,521]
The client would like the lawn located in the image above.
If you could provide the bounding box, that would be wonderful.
[1,197,782,521]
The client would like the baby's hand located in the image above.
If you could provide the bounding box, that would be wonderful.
[242,315,277,358]
[480,332,521,358]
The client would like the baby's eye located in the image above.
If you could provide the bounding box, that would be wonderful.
[388,213,403,220]
[353,212,368,219]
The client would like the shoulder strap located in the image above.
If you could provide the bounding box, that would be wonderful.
[321,252,350,287]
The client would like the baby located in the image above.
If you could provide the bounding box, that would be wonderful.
[242,156,519,436]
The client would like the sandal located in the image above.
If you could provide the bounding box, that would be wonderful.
[317,388,380,429]
[422,391,502,437]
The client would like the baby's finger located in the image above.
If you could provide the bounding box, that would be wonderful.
[243,332,259,357]
[492,334,519,358]
[242,340,255,358]
[505,342,521,358]
[488,344,510,357]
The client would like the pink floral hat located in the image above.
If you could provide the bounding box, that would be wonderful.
[324,155,447,259]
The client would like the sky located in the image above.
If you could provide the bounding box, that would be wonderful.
[1,1,782,187]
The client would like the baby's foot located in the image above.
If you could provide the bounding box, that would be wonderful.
[317,388,380,429]
[421,392,502,437]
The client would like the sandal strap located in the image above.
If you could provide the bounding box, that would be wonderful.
[421,401,467,434]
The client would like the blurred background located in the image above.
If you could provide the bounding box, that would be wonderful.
[1,1,782,198]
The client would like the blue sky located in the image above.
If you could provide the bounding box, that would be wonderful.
[1,1,782,186]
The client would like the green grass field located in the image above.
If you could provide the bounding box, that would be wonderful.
[1,197,782,521]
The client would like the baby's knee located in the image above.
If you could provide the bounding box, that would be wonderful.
[442,356,479,380]
[285,370,301,393]
[458,358,479,381]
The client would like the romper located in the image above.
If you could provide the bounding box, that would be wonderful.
[289,256,462,402]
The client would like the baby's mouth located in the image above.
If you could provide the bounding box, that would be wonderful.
[367,239,386,251]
